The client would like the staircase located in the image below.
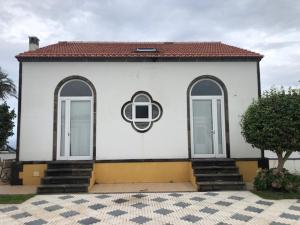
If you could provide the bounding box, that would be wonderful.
[192,159,245,191]
[37,161,93,194]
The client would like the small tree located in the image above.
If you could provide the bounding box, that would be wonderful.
[241,88,300,173]
[0,102,16,150]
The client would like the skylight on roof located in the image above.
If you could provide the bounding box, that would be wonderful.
[136,48,157,52]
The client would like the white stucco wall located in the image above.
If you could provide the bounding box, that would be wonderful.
[0,152,16,160]
[266,150,300,174]
[265,150,300,159]
[19,61,261,161]
[269,160,300,175]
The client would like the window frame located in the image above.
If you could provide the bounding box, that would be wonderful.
[59,79,93,97]
[57,79,94,160]
[190,78,223,96]
[132,94,152,122]
[151,102,161,121]
[133,102,152,122]
[121,91,162,132]
[189,78,226,158]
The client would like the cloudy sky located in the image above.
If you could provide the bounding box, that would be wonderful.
[1,0,300,147]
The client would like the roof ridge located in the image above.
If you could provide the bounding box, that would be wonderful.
[58,41,222,44]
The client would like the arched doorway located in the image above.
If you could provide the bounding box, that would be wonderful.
[55,78,95,160]
[189,77,227,158]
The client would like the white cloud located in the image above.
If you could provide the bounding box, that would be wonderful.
[0,1,73,44]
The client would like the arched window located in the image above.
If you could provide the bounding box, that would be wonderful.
[189,77,226,158]
[56,78,94,160]
[60,80,92,97]
[191,79,222,96]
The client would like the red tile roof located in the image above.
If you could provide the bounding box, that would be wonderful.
[16,42,263,60]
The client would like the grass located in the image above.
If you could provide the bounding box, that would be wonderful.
[251,190,300,200]
[0,194,35,204]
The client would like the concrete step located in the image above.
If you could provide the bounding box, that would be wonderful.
[47,161,93,169]
[195,173,243,182]
[197,181,245,191]
[45,168,92,176]
[192,159,235,167]
[193,166,239,174]
[42,176,90,185]
[38,161,93,194]
[191,159,245,191]
[37,184,88,194]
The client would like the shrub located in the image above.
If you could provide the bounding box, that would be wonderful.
[254,168,300,192]
[0,102,16,150]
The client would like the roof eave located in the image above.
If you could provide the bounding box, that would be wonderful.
[16,55,263,62]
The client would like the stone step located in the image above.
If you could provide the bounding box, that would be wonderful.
[45,168,92,176]
[47,161,93,169]
[197,181,245,191]
[195,173,243,182]
[38,161,93,194]
[37,184,88,194]
[192,158,235,161]
[42,176,90,185]
[193,166,239,174]
[191,159,245,191]
[192,159,236,167]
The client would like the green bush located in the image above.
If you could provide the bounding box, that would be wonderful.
[0,102,16,150]
[254,168,300,192]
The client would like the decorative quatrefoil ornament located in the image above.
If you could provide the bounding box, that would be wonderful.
[121,91,163,132]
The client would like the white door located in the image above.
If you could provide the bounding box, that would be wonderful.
[57,97,93,160]
[191,96,226,158]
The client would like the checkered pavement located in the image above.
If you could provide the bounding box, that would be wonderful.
[0,191,299,225]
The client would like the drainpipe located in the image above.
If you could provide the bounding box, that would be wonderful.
[257,60,269,169]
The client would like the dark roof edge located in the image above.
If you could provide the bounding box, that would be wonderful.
[16,56,263,62]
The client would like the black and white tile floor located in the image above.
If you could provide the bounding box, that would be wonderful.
[0,191,299,225]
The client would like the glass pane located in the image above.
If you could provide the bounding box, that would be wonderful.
[134,122,150,130]
[217,99,223,154]
[70,101,91,156]
[135,94,150,102]
[60,80,92,96]
[191,80,222,96]
[60,101,65,157]
[124,103,132,120]
[152,104,160,120]
[135,105,149,118]
[192,99,213,154]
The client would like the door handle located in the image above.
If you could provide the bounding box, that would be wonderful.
[211,130,215,134]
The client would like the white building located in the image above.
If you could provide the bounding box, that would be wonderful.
[13,38,265,192]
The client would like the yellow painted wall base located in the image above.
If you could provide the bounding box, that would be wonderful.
[189,163,197,188]
[236,161,258,182]
[94,162,193,184]
[19,162,195,186]
[19,164,47,185]
[18,160,259,186]
[88,164,96,191]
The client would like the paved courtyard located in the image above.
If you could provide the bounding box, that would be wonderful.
[0,191,299,225]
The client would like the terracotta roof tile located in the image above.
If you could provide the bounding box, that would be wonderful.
[16,42,263,60]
